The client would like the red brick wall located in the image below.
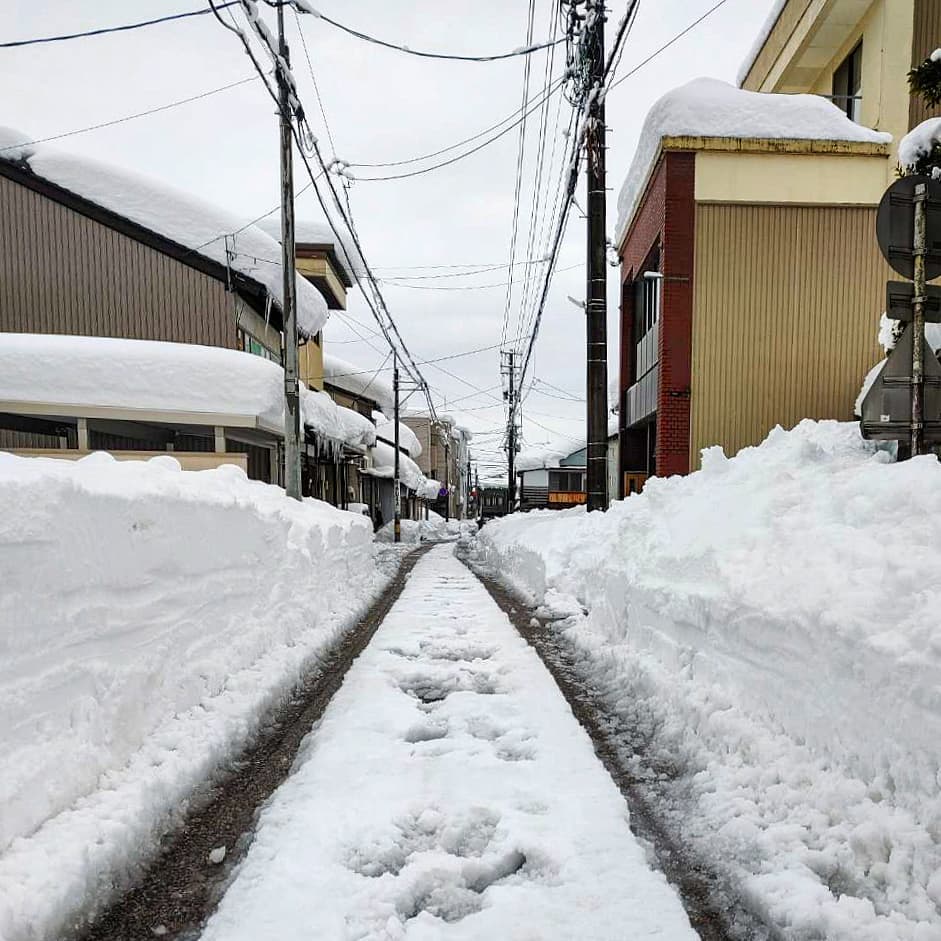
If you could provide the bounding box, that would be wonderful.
[656,152,695,478]
[617,150,695,480]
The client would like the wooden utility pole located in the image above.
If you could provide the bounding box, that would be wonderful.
[585,0,608,511]
[912,181,928,456]
[393,354,401,543]
[277,1,301,500]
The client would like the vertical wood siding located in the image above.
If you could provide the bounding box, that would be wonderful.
[0,175,233,346]
[910,0,941,127]
[690,203,888,467]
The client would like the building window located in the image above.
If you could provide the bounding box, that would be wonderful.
[549,469,585,492]
[632,246,661,343]
[832,41,862,121]
[237,327,279,362]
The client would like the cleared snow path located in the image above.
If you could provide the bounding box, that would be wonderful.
[201,545,696,940]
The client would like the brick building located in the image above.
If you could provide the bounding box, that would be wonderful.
[617,0,938,495]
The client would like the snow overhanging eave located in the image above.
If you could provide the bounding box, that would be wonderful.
[616,134,891,253]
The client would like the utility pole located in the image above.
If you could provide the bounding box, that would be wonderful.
[277,2,301,500]
[501,349,518,514]
[444,439,451,522]
[466,457,471,520]
[585,0,608,511]
[912,181,928,457]
[393,353,401,543]
[475,465,481,523]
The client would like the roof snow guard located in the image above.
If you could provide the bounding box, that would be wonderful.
[614,78,891,248]
[0,126,329,338]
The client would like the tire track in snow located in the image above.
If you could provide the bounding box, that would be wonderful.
[461,549,771,941]
[74,544,435,941]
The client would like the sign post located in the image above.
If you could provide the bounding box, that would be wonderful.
[863,177,941,451]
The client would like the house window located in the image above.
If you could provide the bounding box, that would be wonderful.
[237,327,278,362]
[549,469,585,492]
[832,41,862,121]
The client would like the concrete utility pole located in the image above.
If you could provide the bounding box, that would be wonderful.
[466,458,471,520]
[277,2,301,500]
[503,350,518,514]
[393,354,401,543]
[444,439,451,522]
[912,181,928,457]
[475,465,481,522]
[585,0,608,511]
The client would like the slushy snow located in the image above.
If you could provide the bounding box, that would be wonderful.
[0,452,385,941]
[479,420,941,939]
[200,546,696,940]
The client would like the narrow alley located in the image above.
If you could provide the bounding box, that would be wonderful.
[199,545,697,940]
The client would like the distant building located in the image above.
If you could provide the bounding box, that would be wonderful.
[403,414,472,519]
[517,445,587,512]
[615,0,931,495]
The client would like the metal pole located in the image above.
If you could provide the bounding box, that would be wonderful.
[393,354,401,542]
[912,181,927,457]
[585,0,608,512]
[277,2,301,500]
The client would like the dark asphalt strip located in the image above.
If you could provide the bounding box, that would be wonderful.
[461,551,773,941]
[74,544,435,941]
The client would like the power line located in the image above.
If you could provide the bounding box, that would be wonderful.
[0,75,260,154]
[290,3,564,62]
[382,264,579,291]
[607,0,732,94]
[344,80,565,182]
[292,7,338,158]
[0,3,240,48]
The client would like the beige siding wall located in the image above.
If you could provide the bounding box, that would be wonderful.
[690,203,888,467]
[0,175,233,345]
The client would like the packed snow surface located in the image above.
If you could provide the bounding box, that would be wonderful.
[0,132,328,336]
[0,333,374,447]
[615,78,891,244]
[479,420,941,939]
[200,547,695,940]
[0,452,382,941]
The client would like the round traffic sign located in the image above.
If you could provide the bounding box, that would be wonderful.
[876,175,941,281]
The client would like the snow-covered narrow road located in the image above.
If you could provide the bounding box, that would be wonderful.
[200,544,696,940]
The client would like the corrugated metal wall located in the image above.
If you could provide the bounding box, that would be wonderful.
[690,203,888,467]
[910,0,941,127]
[0,174,233,345]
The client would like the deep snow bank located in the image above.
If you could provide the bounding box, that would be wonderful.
[0,452,381,940]
[479,421,941,938]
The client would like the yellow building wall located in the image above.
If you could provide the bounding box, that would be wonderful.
[690,202,889,469]
[694,150,888,205]
[299,337,325,391]
[744,0,914,180]
[806,0,914,175]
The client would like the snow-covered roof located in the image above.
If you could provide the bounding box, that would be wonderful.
[516,445,570,472]
[0,127,328,338]
[0,333,373,449]
[366,439,425,491]
[254,215,365,285]
[322,353,394,415]
[615,79,892,246]
[373,411,422,459]
[736,0,787,87]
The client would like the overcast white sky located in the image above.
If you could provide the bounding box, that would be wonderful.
[4,0,775,478]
